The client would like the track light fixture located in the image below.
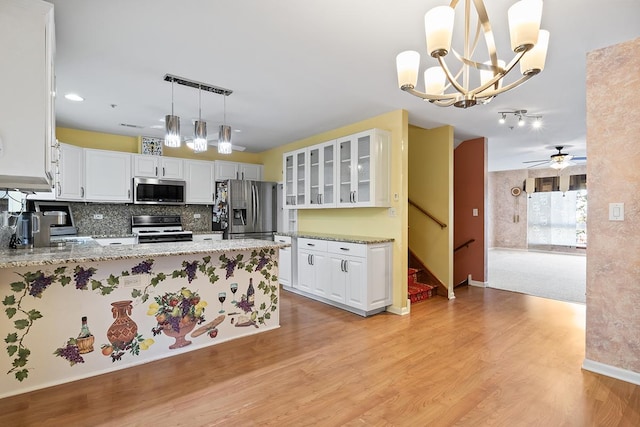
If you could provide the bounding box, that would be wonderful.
[497,109,542,129]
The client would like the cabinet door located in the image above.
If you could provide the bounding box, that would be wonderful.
[132,154,159,177]
[308,142,336,208]
[308,146,321,207]
[283,149,307,207]
[354,133,372,205]
[0,0,55,191]
[214,160,239,180]
[344,257,366,310]
[160,157,183,179]
[297,249,314,293]
[239,163,263,181]
[278,246,292,286]
[310,252,328,297]
[321,142,336,207]
[57,143,84,201]
[84,149,132,202]
[328,256,347,303]
[337,136,354,206]
[184,160,214,204]
[283,153,295,207]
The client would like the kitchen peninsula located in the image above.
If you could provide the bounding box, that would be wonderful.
[0,238,285,398]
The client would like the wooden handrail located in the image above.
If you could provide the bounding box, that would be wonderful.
[454,238,476,252]
[408,199,447,229]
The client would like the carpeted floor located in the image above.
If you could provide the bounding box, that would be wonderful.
[487,248,586,304]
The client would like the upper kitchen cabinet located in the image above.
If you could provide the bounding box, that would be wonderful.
[0,0,55,191]
[132,154,183,180]
[336,129,390,208]
[84,149,132,202]
[214,160,263,181]
[184,159,215,204]
[283,149,307,208]
[308,141,337,208]
[56,142,84,200]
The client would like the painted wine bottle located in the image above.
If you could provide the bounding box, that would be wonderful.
[78,316,92,338]
[247,278,255,306]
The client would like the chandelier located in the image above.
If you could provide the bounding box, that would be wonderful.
[396,0,549,108]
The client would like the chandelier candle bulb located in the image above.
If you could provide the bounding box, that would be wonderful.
[424,6,454,57]
[424,66,446,95]
[520,29,550,75]
[508,0,544,52]
[396,51,420,88]
[480,60,506,88]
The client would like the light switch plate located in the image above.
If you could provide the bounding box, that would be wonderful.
[609,203,624,221]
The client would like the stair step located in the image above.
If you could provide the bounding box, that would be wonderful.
[407,281,437,303]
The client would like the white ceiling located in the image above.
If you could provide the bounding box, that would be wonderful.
[48,0,640,171]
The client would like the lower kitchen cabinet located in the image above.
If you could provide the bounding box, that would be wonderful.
[274,235,293,287]
[192,233,223,242]
[285,237,392,316]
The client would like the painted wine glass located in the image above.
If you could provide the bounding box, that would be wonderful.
[230,283,238,303]
[218,292,226,313]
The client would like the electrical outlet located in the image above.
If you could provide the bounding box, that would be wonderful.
[121,275,142,288]
[193,213,201,219]
[93,214,103,220]
[388,207,397,217]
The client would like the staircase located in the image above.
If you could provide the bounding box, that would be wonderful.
[408,267,438,303]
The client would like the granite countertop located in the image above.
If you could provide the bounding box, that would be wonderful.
[275,232,394,244]
[0,239,288,269]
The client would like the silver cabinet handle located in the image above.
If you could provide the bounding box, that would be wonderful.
[307,254,312,265]
[81,186,85,198]
[344,260,348,272]
[340,260,345,272]
[242,172,245,180]
[162,167,166,176]
[128,189,131,199]
[155,166,158,176]
[203,238,212,241]
[57,185,61,197]
[307,243,315,247]
[340,247,349,251]
[311,254,314,265]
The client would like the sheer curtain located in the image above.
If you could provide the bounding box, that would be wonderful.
[527,190,587,248]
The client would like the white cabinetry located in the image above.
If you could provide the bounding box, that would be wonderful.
[94,237,137,246]
[274,235,293,287]
[283,149,307,207]
[336,129,390,207]
[285,237,392,316]
[184,159,215,204]
[57,143,84,201]
[192,233,223,242]
[0,0,55,191]
[296,238,328,297]
[214,160,263,181]
[84,149,132,202]
[132,155,183,179]
[308,141,336,208]
[283,129,390,209]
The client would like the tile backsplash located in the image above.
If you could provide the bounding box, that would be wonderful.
[69,203,212,236]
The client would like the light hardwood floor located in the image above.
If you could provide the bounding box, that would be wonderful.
[1,286,639,426]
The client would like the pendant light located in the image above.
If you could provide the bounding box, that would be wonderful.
[218,94,232,154]
[191,85,208,153]
[164,78,181,147]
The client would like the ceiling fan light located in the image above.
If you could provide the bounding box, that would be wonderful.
[218,124,232,154]
[164,114,181,148]
[508,0,543,53]
[192,120,208,153]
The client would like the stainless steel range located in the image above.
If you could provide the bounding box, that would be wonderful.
[131,215,192,243]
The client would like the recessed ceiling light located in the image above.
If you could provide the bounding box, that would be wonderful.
[64,93,84,102]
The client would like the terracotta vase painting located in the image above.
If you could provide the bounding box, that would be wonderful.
[107,300,138,348]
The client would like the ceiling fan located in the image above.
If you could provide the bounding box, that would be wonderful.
[523,146,586,170]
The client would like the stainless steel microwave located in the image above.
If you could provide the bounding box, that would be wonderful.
[133,177,186,205]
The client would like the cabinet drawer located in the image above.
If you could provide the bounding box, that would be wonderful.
[298,238,327,252]
[327,241,367,258]
[274,235,292,244]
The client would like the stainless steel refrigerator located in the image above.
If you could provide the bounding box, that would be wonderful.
[212,180,278,240]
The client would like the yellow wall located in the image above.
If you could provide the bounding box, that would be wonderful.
[261,110,409,312]
[408,125,454,296]
[56,127,262,164]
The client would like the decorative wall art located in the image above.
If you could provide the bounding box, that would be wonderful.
[140,136,163,156]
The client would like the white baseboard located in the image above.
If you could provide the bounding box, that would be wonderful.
[387,299,411,316]
[469,279,487,288]
[582,358,640,386]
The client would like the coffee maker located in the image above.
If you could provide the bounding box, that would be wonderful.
[9,211,67,249]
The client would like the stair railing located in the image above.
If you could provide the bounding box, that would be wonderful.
[454,238,476,253]
[408,198,447,229]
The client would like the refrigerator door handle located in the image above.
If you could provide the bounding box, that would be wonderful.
[252,183,259,229]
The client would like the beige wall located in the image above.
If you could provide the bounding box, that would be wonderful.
[56,127,262,163]
[261,110,409,311]
[585,37,640,374]
[408,125,454,296]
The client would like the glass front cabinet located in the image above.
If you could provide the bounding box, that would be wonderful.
[283,128,390,209]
